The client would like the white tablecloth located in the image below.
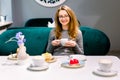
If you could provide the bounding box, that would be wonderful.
[0,55,120,80]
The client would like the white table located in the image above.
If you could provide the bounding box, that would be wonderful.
[0,56,120,80]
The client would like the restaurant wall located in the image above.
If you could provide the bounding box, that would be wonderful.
[0,0,12,21]
[6,0,120,51]
[0,0,1,15]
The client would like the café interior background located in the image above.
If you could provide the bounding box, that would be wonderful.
[0,0,120,52]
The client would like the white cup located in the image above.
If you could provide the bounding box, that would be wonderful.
[60,38,68,46]
[99,59,112,72]
[32,56,45,67]
[0,16,6,22]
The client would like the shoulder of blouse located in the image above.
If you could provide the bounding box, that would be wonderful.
[50,29,55,33]
[49,29,56,37]
[76,30,83,39]
[78,29,82,34]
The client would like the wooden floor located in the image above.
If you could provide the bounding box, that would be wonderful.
[107,50,120,59]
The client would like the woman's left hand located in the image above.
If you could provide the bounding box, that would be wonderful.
[65,40,76,47]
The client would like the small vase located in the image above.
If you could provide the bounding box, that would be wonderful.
[17,44,29,60]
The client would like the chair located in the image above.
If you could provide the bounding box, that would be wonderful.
[80,26,110,55]
[24,18,53,27]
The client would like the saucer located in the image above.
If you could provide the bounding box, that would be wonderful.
[8,53,18,60]
[93,69,117,77]
[45,57,57,63]
[61,60,85,68]
[8,53,29,60]
[27,64,49,71]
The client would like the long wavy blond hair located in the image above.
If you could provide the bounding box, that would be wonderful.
[54,5,80,40]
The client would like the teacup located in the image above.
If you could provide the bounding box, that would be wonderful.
[32,56,45,67]
[0,15,6,22]
[60,38,68,46]
[99,59,112,72]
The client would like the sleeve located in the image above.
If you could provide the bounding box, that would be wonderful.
[46,29,56,54]
[73,30,84,54]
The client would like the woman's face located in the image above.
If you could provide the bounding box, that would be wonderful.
[58,10,70,27]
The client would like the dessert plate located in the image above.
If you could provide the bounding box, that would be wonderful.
[61,60,85,68]
[70,55,87,61]
[7,53,29,60]
[46,57,57,63]
[27,64,49,71]
[8,53,18,60]
[93,69,117,77]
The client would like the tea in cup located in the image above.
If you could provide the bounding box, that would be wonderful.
[32,56,45,67]
[99,59,112,72]
[60,38,68,46]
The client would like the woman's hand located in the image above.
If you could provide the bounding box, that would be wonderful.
[51,39,60,46]
[65,40,76,47]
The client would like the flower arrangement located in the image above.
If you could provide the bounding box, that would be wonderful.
[5,32,26,45]
[6,32,29,60]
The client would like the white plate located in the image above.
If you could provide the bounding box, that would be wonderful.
[61,60,85,68]
[45,57,57,63]
[70,55,87,61]
[8,53,18,60]
[93,69,117,77]
[27,64,49,71]
[8,53,29,60]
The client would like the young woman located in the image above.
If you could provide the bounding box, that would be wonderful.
[46,5,84,55]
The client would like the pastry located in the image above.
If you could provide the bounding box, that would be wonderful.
[42,52,53,62]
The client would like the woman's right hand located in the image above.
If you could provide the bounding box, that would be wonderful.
[51,39,60,46]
